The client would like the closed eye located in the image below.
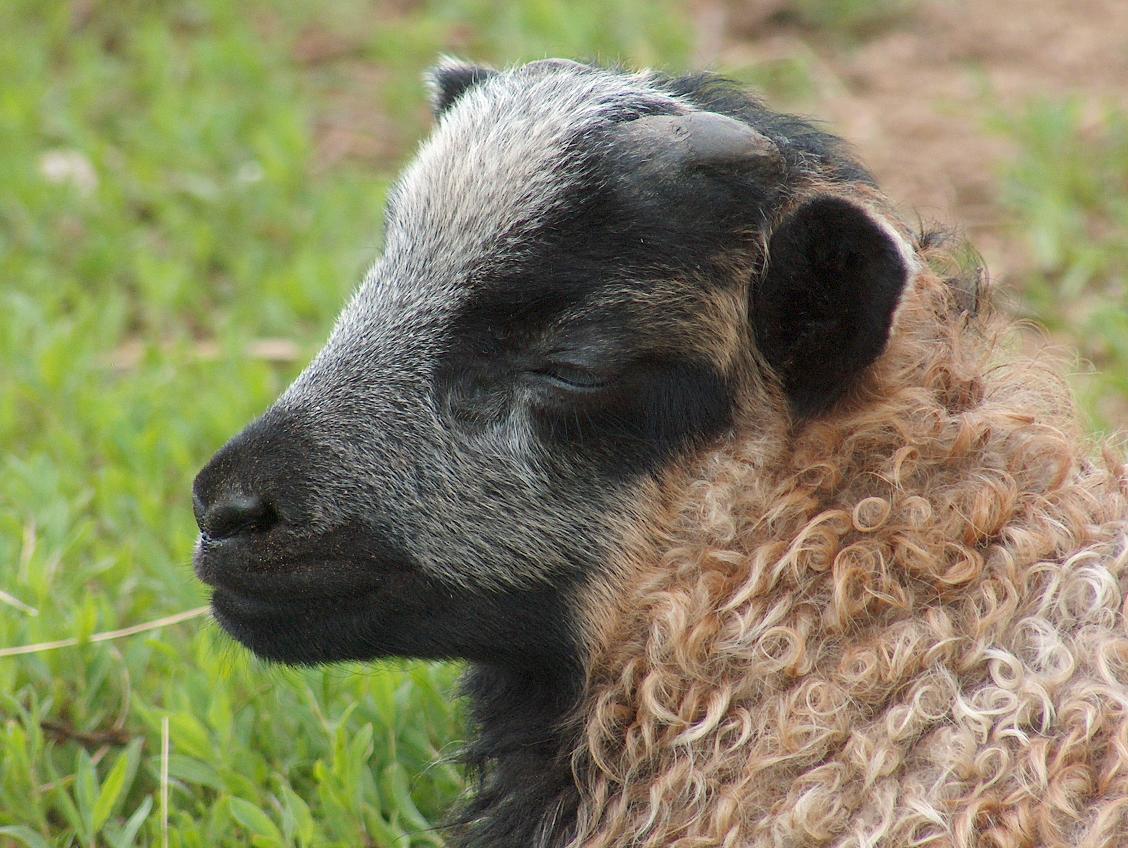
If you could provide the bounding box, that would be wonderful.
[527,364,614,392]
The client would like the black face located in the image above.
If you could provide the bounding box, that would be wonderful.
[191,165,739,672]
[192,63,908,687]
[190,154,750,667]
[191,93,768,674]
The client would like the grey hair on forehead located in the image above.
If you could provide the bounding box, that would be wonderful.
[384,64,679,283]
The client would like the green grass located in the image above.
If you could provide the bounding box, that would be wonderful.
[784,0,918,38]
[0,1,1123,846]
[0,1,690,845]
[990,98,1128,432]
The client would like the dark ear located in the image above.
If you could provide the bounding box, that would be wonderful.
[751,196,911,418]
[425,57,496,117]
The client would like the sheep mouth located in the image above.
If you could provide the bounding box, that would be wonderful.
[207,583,388,665]
[205,564,431,666]
[193,545,395,601]
[192,523,423,664]
[193,522,416,597]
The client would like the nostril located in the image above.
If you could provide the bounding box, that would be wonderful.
[199,493,280,541]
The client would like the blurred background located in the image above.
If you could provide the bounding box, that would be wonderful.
[1,0,1125,845]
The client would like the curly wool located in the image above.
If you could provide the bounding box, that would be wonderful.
[571,235,1128,847]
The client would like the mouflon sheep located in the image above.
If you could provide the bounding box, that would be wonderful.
[193,59,1128,847]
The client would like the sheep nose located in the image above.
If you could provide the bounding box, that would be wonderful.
[193,487,279,540]
[193,409,306,542]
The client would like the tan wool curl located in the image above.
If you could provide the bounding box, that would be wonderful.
[569,214,1128,847]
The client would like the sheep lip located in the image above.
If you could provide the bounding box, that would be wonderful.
[192,524,416,594]
[209,584,382,618]
[194,544,401,593]
[197,562,388,600]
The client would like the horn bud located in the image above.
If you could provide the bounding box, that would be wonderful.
[618,112,783,175]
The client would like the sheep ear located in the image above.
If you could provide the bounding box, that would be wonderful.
[751,196,911,418]
[425,57,496,117]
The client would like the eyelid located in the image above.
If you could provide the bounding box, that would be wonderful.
[528,362,613,391]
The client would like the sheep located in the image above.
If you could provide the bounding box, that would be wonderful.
[192,58,1128,847]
